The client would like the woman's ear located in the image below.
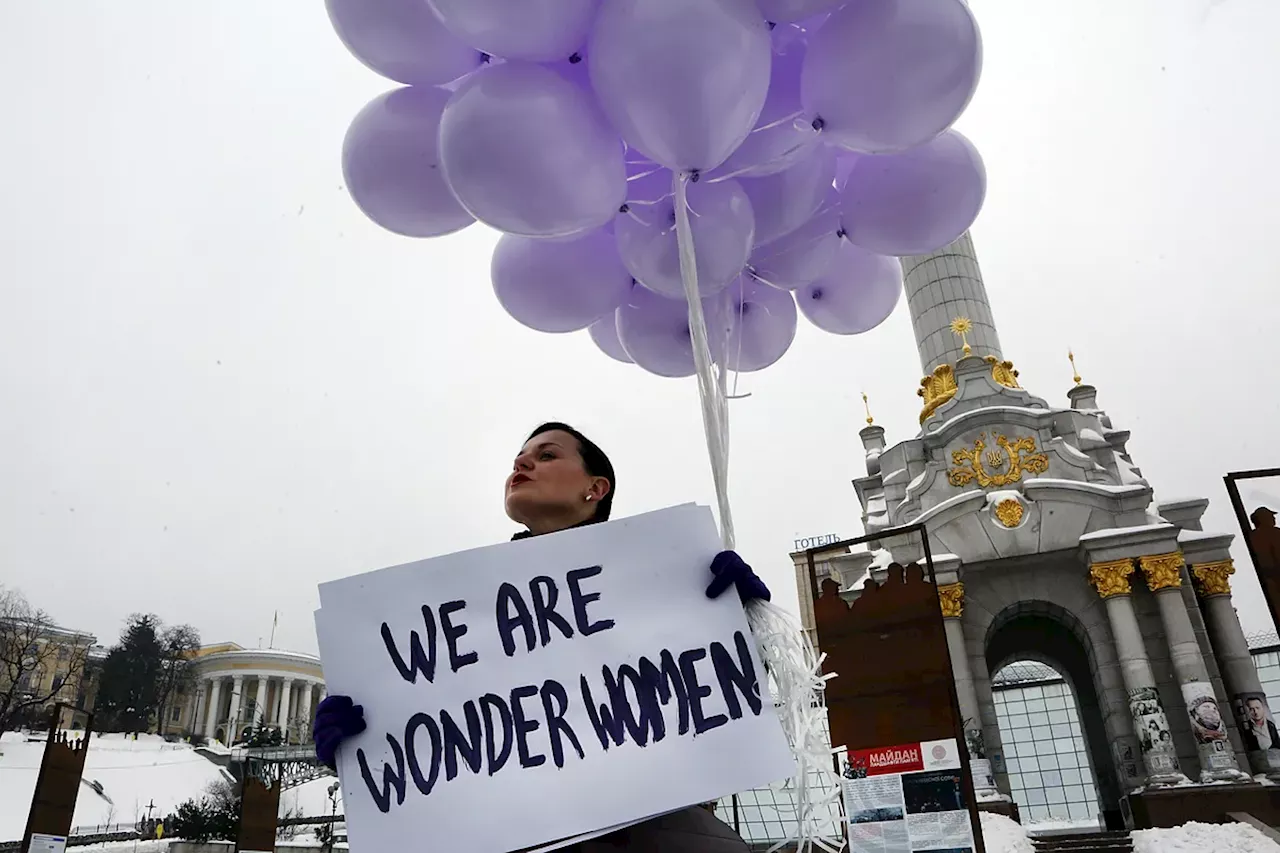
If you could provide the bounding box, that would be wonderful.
[589,477,611,502]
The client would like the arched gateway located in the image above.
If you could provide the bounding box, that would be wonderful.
[792,233,1278,830]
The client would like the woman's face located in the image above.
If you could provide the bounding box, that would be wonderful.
[505,430,606,530]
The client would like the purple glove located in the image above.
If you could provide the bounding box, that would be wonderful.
[705,550,771,604]
[313,695,366,770]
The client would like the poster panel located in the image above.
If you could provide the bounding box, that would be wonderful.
[315,504,794,853]
[842,740,975,853]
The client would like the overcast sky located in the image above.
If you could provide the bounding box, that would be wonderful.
[1,0,1277,658]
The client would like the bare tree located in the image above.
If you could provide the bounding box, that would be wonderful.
[0,586,91,738]
[155,624,201,735]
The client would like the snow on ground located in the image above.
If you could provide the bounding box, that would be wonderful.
[980,812,1034,853]
[0,731,228,841]
[1132,821,1280,853]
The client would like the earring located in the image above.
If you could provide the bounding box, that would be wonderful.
[584,495,594,502]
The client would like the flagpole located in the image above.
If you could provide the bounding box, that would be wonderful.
[269,611,277,649]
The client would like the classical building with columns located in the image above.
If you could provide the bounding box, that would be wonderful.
[171,642,325,746]
[793,233,1275,830]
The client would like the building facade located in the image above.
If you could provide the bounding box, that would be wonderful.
[172,643,326,745]
[791,232,1274,830]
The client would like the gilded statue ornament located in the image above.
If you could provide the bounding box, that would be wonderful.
[983,355,1021,390]
[938,583,964,618]
[1190,560,1234,597]
[1139,552,1185,591]
[918,364,958,423]
[1090,559,1135,598]
[993,498,1024,528]
[947,433,1050,488]
[950,317,974,356]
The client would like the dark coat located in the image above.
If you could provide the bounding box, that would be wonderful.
[566,805,750,853]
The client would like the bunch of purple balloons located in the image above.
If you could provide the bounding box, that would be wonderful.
[330,0,984,379]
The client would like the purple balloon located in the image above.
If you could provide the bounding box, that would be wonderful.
[615,174,755,298]
[588,315,633,363]
[589,0,772,172]
[492,227,631,333]
[326,0,482,86]
[802,0,982,153]
[427,0,599,62]
[747,190,840,290]
[840,130,986,256]
[440,62,625,237]
[724,277,798,372]
[754,0,843,25]
[738,144,836,245]
[342,87,474,238]
[713,45,819,180]
[616,287,731,378]
[797,240,902,335]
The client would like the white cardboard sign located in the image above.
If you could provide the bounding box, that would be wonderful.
[315,504,794,853]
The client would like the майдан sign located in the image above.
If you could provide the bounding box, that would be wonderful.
[315,504,794,853]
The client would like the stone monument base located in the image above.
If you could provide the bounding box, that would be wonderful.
[1127,783,1280,828]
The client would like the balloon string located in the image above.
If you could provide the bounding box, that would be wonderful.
[752,109,804,133]
[673,172,734,551]
[677,177,841,853]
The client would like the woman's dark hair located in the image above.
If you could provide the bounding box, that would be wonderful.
[527,422,615,523]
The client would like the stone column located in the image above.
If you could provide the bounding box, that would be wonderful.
[184,689,198,735]
[1088,559,1187,785]
[253,676,269,728]
[277,678,294,733]
[227,675,245,741]
[204,678,223,741]
[299,682,316,730]
[938,583,1000,799]
[1192,559,1280,779]
[902,232,1004,373]
[1138,552,1250,783]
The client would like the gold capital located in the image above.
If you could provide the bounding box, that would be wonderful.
[1090,559,1135,599]
[938,583,964,618]
[1139,552,1185,591]
[1191,559,1234,597]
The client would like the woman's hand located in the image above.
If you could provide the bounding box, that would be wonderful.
[705,550,771,604]
[313,694,367,769]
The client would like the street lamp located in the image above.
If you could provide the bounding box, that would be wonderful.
[326,781,340,853]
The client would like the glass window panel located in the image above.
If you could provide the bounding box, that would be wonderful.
[1025,788,1047,806]
[1005,700,1027,715]
[1069,802,1093,821]
[1050,723,1072,739]
[1048,709,1070,724]
[1006,758,1020,774]
[1061,768,1083,785]
[1010,713,1030,730]
[1005,741,1019,757]
[1059,752,1080,768]
[1066,785,1088,804]
[1008,773,1023,790]
[1019,755,1039,772]
[1026,698,1047,713]
[1022,771,1043,788]
[1046,695,1067,710]
[1036,740,1056,756]
[1055,738,1076,754]
[1041,769,1062,787]
[1048,803,1071,820]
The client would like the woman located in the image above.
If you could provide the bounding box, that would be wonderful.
[313,422,770,852]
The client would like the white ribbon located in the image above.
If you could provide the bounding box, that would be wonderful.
[673,172,843,853]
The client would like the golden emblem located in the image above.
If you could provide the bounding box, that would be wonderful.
[937,583,964,618]
[947,433,1049,488]
[993,498,1024,528]
[1190,560,1234,597]
[1139,552,1185,591]
[1089,559,1135,599]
